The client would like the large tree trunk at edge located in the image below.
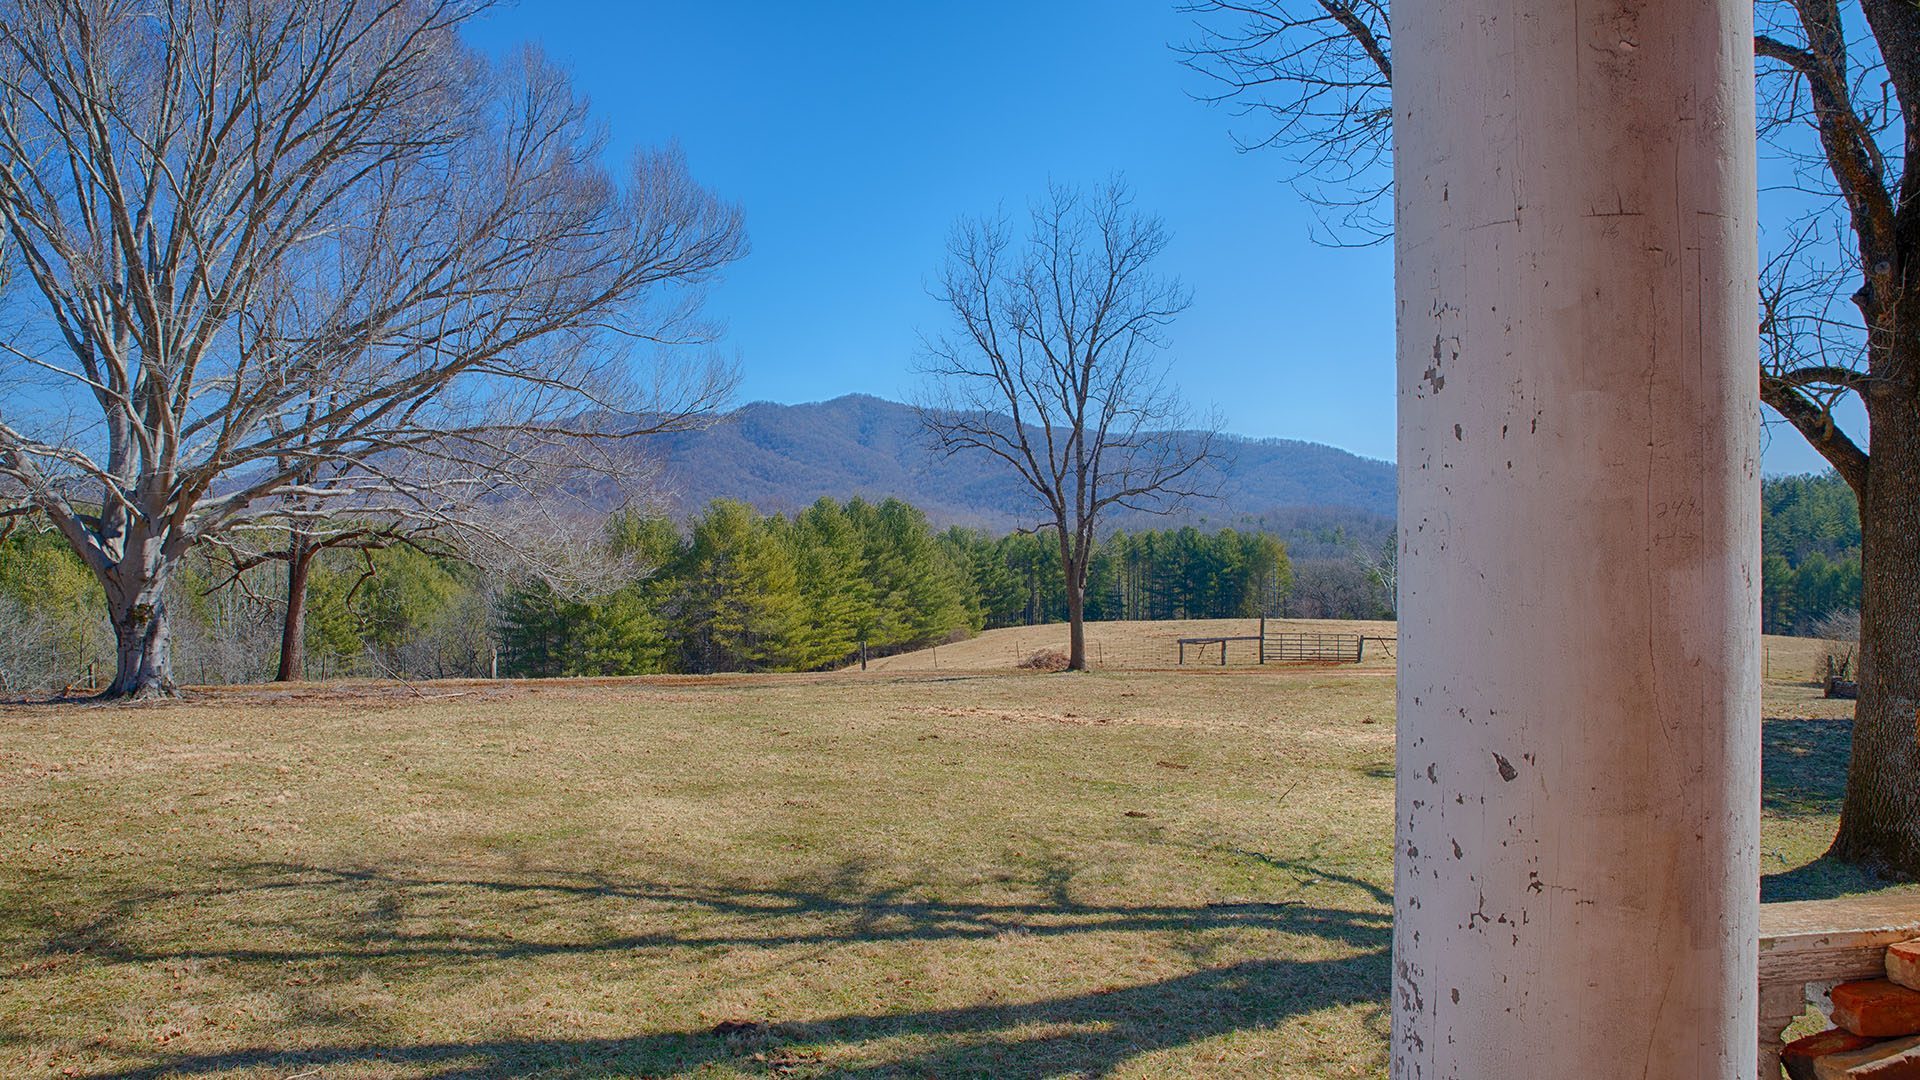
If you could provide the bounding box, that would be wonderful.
[275,536,316,682]
[103,573,175,700]
[1830,398,1920,876]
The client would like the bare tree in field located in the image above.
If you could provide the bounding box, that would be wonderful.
[1180,0,1920,876]
[0,0,745,698]
[918,180,1222,672]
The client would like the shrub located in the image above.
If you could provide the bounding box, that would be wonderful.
[1811,608,1860,686]
[1016,648,1070,672]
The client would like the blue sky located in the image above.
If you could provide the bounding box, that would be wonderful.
[465,1,1845,475]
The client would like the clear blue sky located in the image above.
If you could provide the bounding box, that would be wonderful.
[465,1,1843,475]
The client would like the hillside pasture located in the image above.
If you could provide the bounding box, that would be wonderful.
[0,623,1902,1080]
[862,618,1400,673]
[2,664,1398,1080]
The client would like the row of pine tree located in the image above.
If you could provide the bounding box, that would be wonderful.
[0,474,1858,689]
[1760,471,1863,636]
[496,498,1301,676]
[0,495,1316,688]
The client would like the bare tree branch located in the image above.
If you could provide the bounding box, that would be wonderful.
[1179,0,1920,872]
[0,1,746,697]
[1175,1,1393,242]
[916,178,1224,671]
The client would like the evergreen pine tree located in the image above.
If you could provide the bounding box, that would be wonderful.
[674,500,803,673]
[788,499,877,669]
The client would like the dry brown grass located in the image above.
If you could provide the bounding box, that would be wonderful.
[1761,633,1845,685]
[863,618,1399,673]
[0,665,1397,1080]
[0,622,1903,1080]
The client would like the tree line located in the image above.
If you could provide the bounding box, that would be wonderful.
[0,497,1324,689]
[500,499,972,676]
[1761,471,1863,637]
[504,507,1328,675]
[3,474,1859,691]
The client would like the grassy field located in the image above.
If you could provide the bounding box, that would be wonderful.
[0,622,1904,1079]
[860,619,1400,673]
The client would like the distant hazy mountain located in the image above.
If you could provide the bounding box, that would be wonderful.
[642,395,1396,533]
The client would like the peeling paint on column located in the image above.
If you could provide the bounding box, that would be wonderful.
[1392,1,1760,1078]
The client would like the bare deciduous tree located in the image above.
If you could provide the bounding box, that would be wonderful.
[1179,0,1920,875]
[0,0,745,697]
[1752,0,1920,876]
[1176,1,1393,242]
[918,180,1223,672]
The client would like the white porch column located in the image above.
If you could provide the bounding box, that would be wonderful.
[1392,2,1761,1078]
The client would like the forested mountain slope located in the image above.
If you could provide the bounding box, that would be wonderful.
[642,394,1398,528]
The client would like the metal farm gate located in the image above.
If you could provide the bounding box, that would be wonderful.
[1263,631,1365,663]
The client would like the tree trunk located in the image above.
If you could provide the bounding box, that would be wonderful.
[1830,395,1920,876]
[1064,583,1087,671]
[1062,546,1088,671]
[102,573,174,699]
[276,536,316,682]
[1025,562,1039,625]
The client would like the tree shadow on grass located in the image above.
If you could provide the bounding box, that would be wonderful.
[1760,713,1849,904]
[31,859,1389,968]
[1756,715,1913,901]
[1762,854,1900,902]
[82,950,1387,1080]
[1761,716,1852,819]
[26,858,1389,1079]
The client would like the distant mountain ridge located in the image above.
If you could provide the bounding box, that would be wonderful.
[644,394,1396,532]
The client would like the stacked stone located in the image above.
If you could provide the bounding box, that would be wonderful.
[1783,942,1920,1079]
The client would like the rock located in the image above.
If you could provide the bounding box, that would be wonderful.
[1888,942,1920,993]
[1787,1028,1884,1080]
[1834,981,1920,1039]
[1814,1034,1920,1079]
